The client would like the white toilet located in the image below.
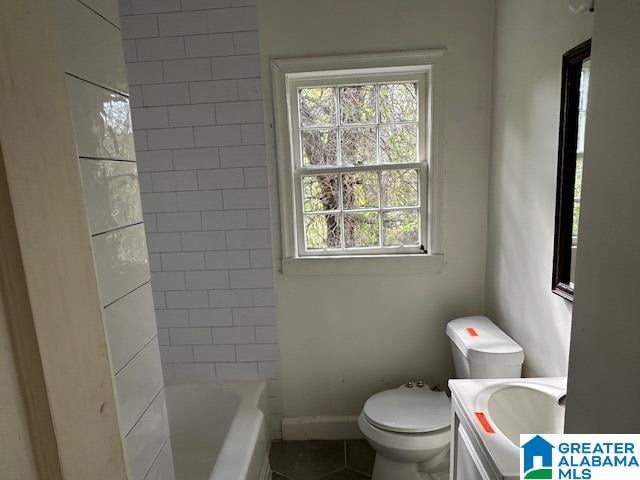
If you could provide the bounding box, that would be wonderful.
[358,315,524,480]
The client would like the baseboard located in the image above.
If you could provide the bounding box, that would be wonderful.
[259,452,271,480]
[281,415,364,440]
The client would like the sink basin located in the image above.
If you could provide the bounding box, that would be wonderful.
[486,385,565,446]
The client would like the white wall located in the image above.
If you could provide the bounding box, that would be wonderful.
[56,0,174,478]
[258,0,493,419]
[118,0,282,437]
[486,0,592,377]
[565,0,640,433]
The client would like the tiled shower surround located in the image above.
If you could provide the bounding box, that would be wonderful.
[119,0,281,436]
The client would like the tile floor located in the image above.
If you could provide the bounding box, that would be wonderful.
[270,440,375,480]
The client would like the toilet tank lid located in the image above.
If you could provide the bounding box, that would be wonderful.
[446,316,524,365]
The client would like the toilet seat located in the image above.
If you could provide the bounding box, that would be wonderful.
[363,386,451,434]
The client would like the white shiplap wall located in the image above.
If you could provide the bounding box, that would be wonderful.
[118,0,281,437]
[56,0,175,478]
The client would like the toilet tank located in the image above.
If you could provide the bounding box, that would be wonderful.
[446,316,524,379]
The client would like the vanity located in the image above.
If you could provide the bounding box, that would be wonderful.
[448,377,567,480]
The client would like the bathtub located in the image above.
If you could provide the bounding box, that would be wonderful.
[165,380,271,480]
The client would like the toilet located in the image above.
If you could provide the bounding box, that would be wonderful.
[358,315,525,480]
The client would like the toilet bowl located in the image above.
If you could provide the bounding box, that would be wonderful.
[358,384,451,480]
[359,316,525,480]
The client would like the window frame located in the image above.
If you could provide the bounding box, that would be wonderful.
[271,50,445,264]
[552,39,591,301]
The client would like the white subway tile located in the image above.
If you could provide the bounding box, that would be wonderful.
[215,362,257,379]
[119,0,132,15]
[252,288,275,307]
[130,85,144,107]
[230,268,273,288]
[223,189,268,209]
[201,210,247,230]
[243,167,267,187]
[189,308,232,326]
[158,328,170,345]
[161,252,205,271]
[240,123,265,144]
[182,0,231,10]
[190,79,238,103]
[180,231,226,251]
[209,289,252,307]
[173,363,216,379]
[233,31,258,55]
[158,11,208,35]
[123,390,169,480]
[151,170,197,191]
[160,345,194,363]
[185,33,234,58]
[123,40,137,62]
[151,272,185,290]
[172,148,220,170]
[185,270,229,289]
[212,326,254,344]
[255,326,277,344]
[93,225,150,306]
[104,284,156,373]
[247,209,271,228]
[267,379,281,398]
[232,306,276,326]
[197,168,244,188]
[170,327,212,345]
[258,361,280,379]
[155,309,189,327]
[193,345,235,362]
[205,251,250,270]
[134,130,148,150]
[225,229,271,249]
[236,343,278,361]
[216,100,262,124]
[211,54,259,79]
[153,292,166,309]
[144,213,158,232]
[131,107,169,129]
[207,7,257,32]
[168,104,216,127]
[66,76,135,160]
[148,128,195,150]
[127,62,164,86]
[131,0,180,14]
[142,83,190,106]
[237,78,262,100]
[137,150,173,172]
[146,232,181,252]
[220,145,266,167]
[141,194,178,214]
[166,290,209,308]
[249,249,272,268]
[157,212,202,232]
[194,125,242,147]
[137,37,185,61]
[163,58,211,82]
[80,160,142,234]
[114,339,163,434]
[121,14,158,39]
[148,252,162,270]
[176,190,223,211]
[140,173,154,193]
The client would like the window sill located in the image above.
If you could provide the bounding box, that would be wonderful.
[281,253,445,276]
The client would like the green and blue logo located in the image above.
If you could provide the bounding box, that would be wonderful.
[521,435,554,479]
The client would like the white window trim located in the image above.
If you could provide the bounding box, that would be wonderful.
[271,50,446,273]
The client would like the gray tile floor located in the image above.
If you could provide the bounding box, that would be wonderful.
[270,440,375,480]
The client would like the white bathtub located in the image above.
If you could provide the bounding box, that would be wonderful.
[165,381,271,480]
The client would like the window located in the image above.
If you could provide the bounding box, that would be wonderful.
[272,51,444,262]
[552,40,591,301]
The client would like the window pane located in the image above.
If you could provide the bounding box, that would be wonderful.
[302,175,339,212]
[304,214,341,250]
[340,126,377,166]
[340,85,376,125]
[299,87,336,127]
[380,124,417,163]
[342,171,379,210]
[344,211,380,248]
[379,83,418,123]
[382,210,419,246]
[301,129,338,167]
[381,169,418,207]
